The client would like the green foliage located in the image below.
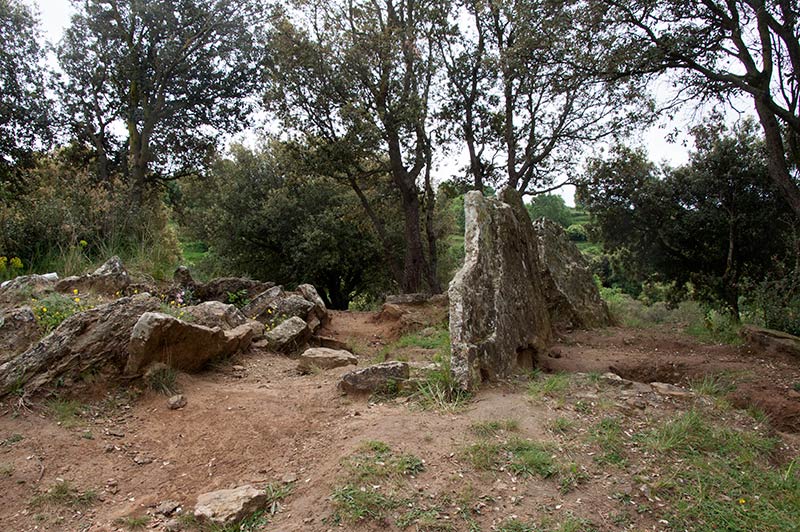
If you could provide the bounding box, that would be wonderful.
[225,290,250,309]
[526,195,572,227]
[113,516,150,530]
[463,438,555,478]
[470,419,520,438]
[581,123,794,317]
[180,143,397,309]
[415,352,472,412]
[31,293,92,333]
[746,263,800,336]
[565,223,587,242]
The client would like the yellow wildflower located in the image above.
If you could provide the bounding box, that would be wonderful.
[73,289,79,295]
[134,289,139,294]
[42,307,47,313]
[738,498,746,505]
[74,297,81,303]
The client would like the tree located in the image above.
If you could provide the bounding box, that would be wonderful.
[525,194,572,227]
[263,0,444,294]
[436,0,649,194]
[0,0,50,193]
[58,0,262,203]
[180,143,395,309]
[592,0,800,219]
[580,122,794,316]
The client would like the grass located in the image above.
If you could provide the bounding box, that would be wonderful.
[0,463,13,477]
[691,374,737,397]
[46,399,84,428]
[632,409,799,531]
[31,293,93,333]
[463,438,556,478]
[470,419,520,437]
[1,433,23,446]
[588,417,626,466]
[331,441,425,524]
[414,352,472,412]
[548,417,575,434]
[528,372,570,398]
[113,516,150,530]
[30,481,96,508]
[145,365,178,395]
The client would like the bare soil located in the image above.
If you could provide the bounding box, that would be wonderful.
[1,307,798,531]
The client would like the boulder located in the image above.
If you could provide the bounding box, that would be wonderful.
[740,325,800,358]
[0,294,160,398]
[264,317,310,354]
[449,189,552,391]
[241,286,284,320]
[309,335,350,351]
[55,256,131,295]
[193,277,275,303]
[173,266,196,288]
[184,301,247,330]
[194,485,269,527]
[385,293,431,305]
[338,361,409,394]
[125,312,258,374]
[0,274,57,304]
[297,347,357,373]
[0,306,40,364]
[532,219,611,329]
[297,284,329,324]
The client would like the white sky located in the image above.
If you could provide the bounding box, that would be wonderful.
[34,0,696,206]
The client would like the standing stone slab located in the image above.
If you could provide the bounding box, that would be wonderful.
[532,219,611,329]
[449,189,552,391]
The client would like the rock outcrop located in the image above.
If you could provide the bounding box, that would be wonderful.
[125,312,259,374]
[0,294,160,397]
[297,347,357,373]
[243,285,328,333]
[55,256,131,295]
[0,273,57,305]
[0,306,40,364]
[264,316,310,354]
[338,361,409,394]
[184,301,248,330]
[449,189,552,391]
[740,325,800,358]
[194,485,269,527]
[533,219,611,329]
[193,277,275,303]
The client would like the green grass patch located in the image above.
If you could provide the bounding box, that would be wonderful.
[636,410,798,531]
[470,419,519,437]
[463,438,555,478]
[528,373,570,398]
[414,352,472,412]
[691,374,737,397]
[1,433,23,446]
[46,399,84,428]
[548,417,575,434]
[588,417,626,466]
[145,364,178,395]
[30,481,96,508]
[113,516,150,530]
[31,293,93,333]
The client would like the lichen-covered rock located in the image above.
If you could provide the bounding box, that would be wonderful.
[297,283,329,325]
[0,306,40,364]
[0,294,160,397]
[740,325,800,358]
[385,293,431,305]
[449,189,552,391]
[194,485,269,527]
[264,316,310,354]
[55,256,131,295]
[241,286,284,321]
[338,361,409,394]
[193,277,275,303]
[297,347,357,373]
[0,273,57,304]
[184,301,247,330]
[125,312,258,374]
[244,285,326,333]
[532,219,611,329]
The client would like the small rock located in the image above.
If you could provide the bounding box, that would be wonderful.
[133,455,153,465]
[168,395,187,410]
[156,500,181,516]
[650,382,694,398]
[164,518,182,531]
[281,473,298,483]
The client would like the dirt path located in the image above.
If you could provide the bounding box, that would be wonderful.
[1,309,799,531]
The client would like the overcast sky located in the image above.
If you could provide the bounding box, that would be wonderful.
[33,0,695,205]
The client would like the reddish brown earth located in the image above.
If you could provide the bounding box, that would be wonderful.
[0,306,798,531]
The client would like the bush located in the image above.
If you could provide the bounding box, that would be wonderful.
[746,264,800,336]
[565,223,587,242]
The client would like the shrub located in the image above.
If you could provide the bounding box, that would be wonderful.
[565,223,587,242]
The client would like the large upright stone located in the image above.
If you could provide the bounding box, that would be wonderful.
[532,219,611,329]
[449,189,552,390]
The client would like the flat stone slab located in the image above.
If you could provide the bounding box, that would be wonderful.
[194,485,268,526]
[338,361,409,394]
[297,347,357,373]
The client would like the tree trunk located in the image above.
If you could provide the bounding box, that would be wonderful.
[423,161,442,294]
[754,97,800,218]
[398,184,426,293]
